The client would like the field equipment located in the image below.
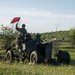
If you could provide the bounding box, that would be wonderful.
[5,34,70,65]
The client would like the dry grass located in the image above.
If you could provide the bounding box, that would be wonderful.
[0,49,75,75]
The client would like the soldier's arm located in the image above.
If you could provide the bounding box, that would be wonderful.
[16,23,21,32]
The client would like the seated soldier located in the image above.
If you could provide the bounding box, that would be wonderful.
[16,23,27,52]
[35,34,43,45]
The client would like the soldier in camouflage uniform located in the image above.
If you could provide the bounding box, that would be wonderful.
[16,23,27,52]
[35,34,43,45]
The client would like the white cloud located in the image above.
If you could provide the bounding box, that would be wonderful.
[0,6,75,33]
[0,6,75,18]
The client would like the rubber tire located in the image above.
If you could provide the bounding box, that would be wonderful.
[6,51,14,61]
[57,50,70,64]
[30,51,40,64]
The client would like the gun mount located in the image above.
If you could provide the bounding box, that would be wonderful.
[5,34,70,65]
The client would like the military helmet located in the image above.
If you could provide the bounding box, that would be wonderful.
[36,34,41,38]
[22,24,26,27]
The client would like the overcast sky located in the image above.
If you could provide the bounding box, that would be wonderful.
[0,0,75,33]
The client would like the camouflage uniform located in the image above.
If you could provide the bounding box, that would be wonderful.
[16,23,27,36]
[16,23,27,52]
[35,34,43,45]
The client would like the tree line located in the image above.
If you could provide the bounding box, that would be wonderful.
[0,25,75,49]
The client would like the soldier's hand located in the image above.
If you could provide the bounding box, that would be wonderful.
[16,23,18,26]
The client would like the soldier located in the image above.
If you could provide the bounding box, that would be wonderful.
[35,34,43,45]
[16,23,27,52]
[16,23,27,36]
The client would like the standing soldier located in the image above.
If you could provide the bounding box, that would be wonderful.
[16,23,27,52]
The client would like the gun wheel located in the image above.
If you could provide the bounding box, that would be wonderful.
[6,51,14,61]
[30,51,40,64]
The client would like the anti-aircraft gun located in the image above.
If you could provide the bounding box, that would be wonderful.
[5,33,70,65]
[40,38,70,64]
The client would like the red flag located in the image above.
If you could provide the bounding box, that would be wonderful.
[10,17,21,24]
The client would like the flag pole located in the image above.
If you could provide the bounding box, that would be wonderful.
[54,24,59,56]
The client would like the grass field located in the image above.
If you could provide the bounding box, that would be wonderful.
[0,42,75,75]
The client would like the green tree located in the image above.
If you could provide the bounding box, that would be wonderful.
[69,28,75,47]
[0,25,17,49]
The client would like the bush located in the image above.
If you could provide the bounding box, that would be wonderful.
[69,28,75,48]
[0,25,18,49]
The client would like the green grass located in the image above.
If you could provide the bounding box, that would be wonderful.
[0,61,75,75]
[0,44,75,75]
